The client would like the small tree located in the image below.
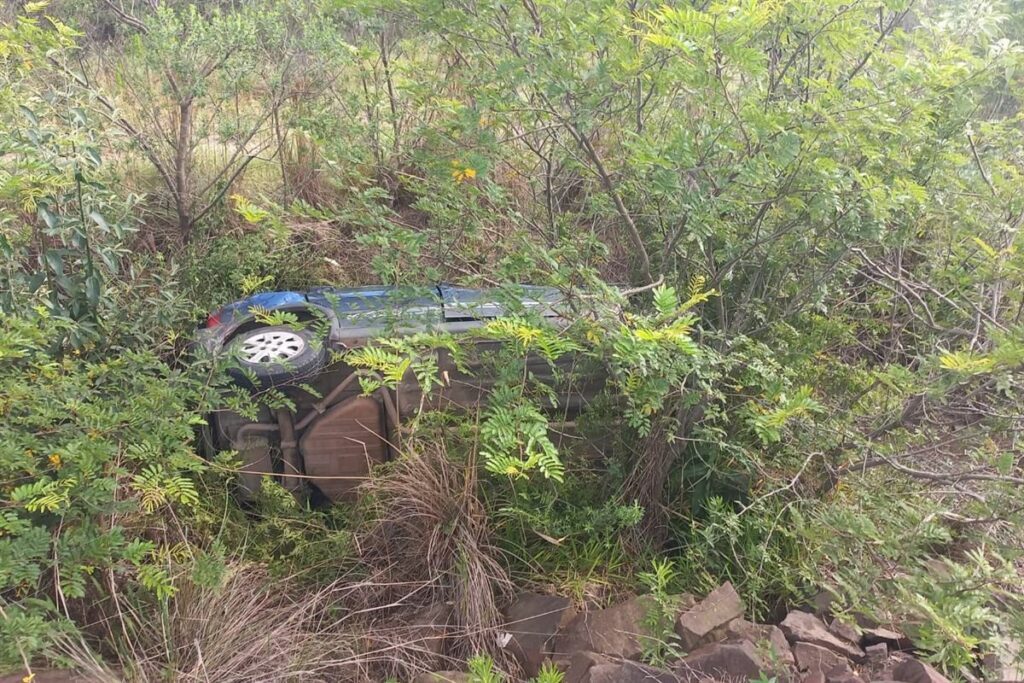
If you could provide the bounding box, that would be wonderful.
[80,5,309,243]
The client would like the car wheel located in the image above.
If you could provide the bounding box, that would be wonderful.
[229,324,328,387]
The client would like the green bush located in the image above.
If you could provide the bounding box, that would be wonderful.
[0,313,217,667]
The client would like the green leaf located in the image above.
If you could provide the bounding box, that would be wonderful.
[89,211,110,232]
[85,275,101,305]
[19,105,39,126]
[43,250,63,274]
[38,205,59,231]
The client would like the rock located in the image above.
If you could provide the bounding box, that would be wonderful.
[781,611,866,662]
[891,659,950,683]
[983,637,1024,682]
[675,582,744,650]
[827,671,865,683]
[588,661,680,683]
[863,627,913,652]
[413,673,470,683]
[553,595,661,660]
[676,640,767,683]
[725,618,795,666]
[804,675,827,683]
[502,592,576,676]
[793,642,852,675]
[865,643,888,663]
[829,618,860,645]
[562,651,611,683]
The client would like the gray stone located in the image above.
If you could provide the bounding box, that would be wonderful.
[866,643,888,663]
[676,640,767,683]
[982,637,1024,682]
[553,595,659,660]
[675,582,744,650]
[863,626,913,652]
[726,618,796,666]
[782,611,866,662]
[891,658,951,683]
[561,651,611,683]
[829,618,860,645]
[589,661,680,683]
[502,592,575,676]
[793,642,852,675]
[827,671,865,683]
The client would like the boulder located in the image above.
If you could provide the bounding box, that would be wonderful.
[553,595,660,660]
[588,661,681,683]
[782,611,865,661]
[827,671,865,683]
[891,659,951,683]
[828,618,860,645]
[502,592,576,676]
[865,643,888,664]
[675,582,744,651]
[676,640,767,683]
[793,642,852,676]
[561,651,611,683]
[725,618,796,666]
[982,637,1024,682]
[863,627,913,652]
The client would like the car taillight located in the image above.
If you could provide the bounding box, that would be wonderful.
[206,312,222,328]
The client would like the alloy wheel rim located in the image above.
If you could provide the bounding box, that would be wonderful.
[238,330,307,364]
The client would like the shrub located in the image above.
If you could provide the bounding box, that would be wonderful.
[0,313,216,668]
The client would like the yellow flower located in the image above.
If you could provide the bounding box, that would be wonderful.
[503,463,521,477]
[450,159,477,182]
[48,453,62,469]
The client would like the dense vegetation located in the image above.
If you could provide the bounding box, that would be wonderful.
[2,0,1023,679]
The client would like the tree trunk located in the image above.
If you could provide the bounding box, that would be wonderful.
[175,98,194,243]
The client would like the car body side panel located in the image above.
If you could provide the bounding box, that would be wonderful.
[438,284,562,320]
[210,291,309,325]
[306,285,444,331]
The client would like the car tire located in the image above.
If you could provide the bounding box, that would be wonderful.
[228,324,328,388]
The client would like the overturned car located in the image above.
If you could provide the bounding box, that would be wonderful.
[197,284,602,504]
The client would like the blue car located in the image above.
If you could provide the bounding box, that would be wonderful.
[198,284,592,504]
[197,283,564,386]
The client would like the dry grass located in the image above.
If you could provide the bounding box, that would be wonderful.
[620,418,680,550]
[353,440,518,679]
[47,441,521,682]
[82,565,368,683]
[69,564,510,683]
